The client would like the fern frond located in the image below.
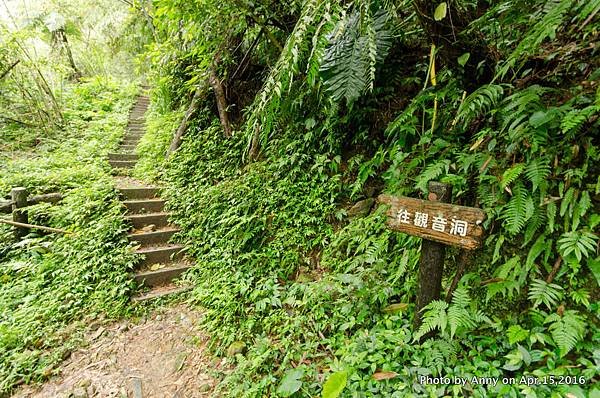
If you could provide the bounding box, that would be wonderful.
[498,0,574,78]
[447,305,474,339]
[501,163,525,190]
[545,310,586,356]
[571,190,591,230]
[244,0,328,154]
[319,7,392,103]
[528,278,564,310]
[501,182,534,235]
[415,160,451,193]
[413,300,448,341]
[546,201,557,233]
[455,84,505,129]
[525,157,551,193]
[523,205,546,245]
[574,0,600,22]
[557,230,598,262]
[560,105,598,138]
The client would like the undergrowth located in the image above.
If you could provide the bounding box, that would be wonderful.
[135,0,600,395]
[0,77,138,393]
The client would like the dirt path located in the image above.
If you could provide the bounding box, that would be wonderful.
[14,304,216,398]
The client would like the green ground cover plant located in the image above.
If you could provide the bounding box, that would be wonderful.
[0,77,138,393]
[133,0,600,396]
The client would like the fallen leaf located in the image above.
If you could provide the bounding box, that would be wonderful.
[382,303,408,314]
[372,371,398,381]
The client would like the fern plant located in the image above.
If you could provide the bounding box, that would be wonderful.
[414,287,489,341]
[501,182,534,235]
[319,7,392,103]
[528,278,564,310]
[498,0,574,79]
[557,230,598,262]
[545,310,586,356]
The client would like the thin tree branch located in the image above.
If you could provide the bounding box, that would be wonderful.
[0,219,70,234]
[0,60,20,81]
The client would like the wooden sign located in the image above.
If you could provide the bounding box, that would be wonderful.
[377,194,486,250]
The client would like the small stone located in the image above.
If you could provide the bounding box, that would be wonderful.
[78,379,91,389]
[226,341,246,357]
[347,198,375,218]
[91,327,105,340]
[141,224,156,232]
[71,387,88,398]
[199,383,212,392]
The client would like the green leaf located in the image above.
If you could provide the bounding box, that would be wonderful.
[457,52,470,67]
[382,303,409,313]
[277,368,304,397]
[588,257,600,288]
[507,325,529,345]
[434,2,447,21]
[529,111,553,128]
[322,371,348,398]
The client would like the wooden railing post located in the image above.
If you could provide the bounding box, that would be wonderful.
[413,181,452,332]
[11,187,28,239]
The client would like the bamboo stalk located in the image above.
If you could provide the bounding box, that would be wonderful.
[0,219,70,234]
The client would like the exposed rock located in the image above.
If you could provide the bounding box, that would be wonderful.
[226,341,246,357]
[347,198,375,218]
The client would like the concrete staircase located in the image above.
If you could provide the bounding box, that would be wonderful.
[109,92,191,301]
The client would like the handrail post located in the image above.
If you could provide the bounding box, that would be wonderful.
[11,187,28,239]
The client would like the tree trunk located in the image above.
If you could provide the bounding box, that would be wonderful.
[412,1,495,84]
[413,181,452,337]
[140,0,159,43]
[58,29,81,80]
[209,67,232,138]
[166,87,204,156]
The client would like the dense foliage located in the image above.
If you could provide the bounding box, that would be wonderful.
[136,0,600,396]
[0,77,138,392]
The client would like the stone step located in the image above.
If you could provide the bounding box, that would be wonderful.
[119,145,137,151]
[129,228,179,245]
[126,212,170,229]
[134,262,191,287]
[118,186,161,200]
[124,135,143,141]
[108,153,139,161]
[109,160,136,168]
[132,285,193,302]
[135,244,185,268]
[121,140,140,145]
[124,198,166,214]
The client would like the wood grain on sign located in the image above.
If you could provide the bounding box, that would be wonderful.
[377,194,486,250]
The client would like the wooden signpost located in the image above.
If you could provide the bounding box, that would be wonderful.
[377,181,486,333]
